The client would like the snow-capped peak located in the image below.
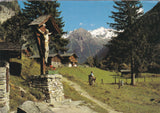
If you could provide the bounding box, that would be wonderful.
[89,27,117,40]
[62,27,117,40]
[62,31,73,38]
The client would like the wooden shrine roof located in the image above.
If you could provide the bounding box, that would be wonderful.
[29,15,51,26]
[29,14,60,34]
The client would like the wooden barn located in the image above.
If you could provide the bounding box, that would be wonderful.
[0,42,21,61]
[30,53,78,67]
[120,70,131,77]
[61,53,78,67]
[29,54,62,67]
[48,54,62,67]
[0,42,22,75]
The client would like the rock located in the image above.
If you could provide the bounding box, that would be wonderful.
[17,101,54,113]
[0,106,8,113]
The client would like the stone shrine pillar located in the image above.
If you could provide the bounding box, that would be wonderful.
[0,62,10,113]
[29,74,64,104]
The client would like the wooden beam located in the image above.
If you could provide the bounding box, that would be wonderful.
[36,32,46,75]
[50,17,61,34]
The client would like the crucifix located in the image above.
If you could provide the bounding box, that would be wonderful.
[29,15,60,75]
[38,24,52,63]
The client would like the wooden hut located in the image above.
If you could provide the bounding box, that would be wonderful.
[0,42,21,61]
[29,53,62,67]
[61,53,78,67]
[30,53,78,67]
[120,70,131,77]
[48,54,62,67]
[0,42,21,75]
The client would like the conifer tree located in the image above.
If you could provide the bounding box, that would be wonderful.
[109,1,143,31]
[107,1,144,85]
[0,24,5,41]
[0,1,23,43]
[22,1,68,53]
[2,12,25,44]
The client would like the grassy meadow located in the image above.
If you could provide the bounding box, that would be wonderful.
[57,66,160,113]
[9,55,160,113]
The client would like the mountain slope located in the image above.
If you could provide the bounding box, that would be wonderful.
[65,27,117,63]
[66,28,104,63]
[0,1,20,24]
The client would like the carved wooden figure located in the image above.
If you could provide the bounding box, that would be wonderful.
[38,24,52,63]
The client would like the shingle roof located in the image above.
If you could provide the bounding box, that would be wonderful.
[29,53,60,59]
[61,53,78,58]
[29,53,78,58]
[29,15,51,26]
[29,14,61,34]
[0,42,21,51]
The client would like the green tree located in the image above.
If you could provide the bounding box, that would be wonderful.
[22,0,68,53]
[0,24,5,41]
[107,1,144,85]
[109,1,143,31]
[94,55,99,67]
[86,57,94,67]
[2,12,25,44]
[0,1,22,43]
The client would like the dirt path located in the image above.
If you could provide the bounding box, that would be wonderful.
[62,77,122,113]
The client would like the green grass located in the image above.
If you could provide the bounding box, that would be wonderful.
[57,67,160,113]
[9,55,160,113]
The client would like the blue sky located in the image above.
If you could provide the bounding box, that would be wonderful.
[18,1,158,32]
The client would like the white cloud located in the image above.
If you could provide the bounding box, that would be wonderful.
[79,22,83,26]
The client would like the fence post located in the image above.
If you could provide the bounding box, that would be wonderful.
[144,76,146,82]
[115,76,117,84]
[118,79,121,89]
[101,79,104,84]
[126,78,128,84]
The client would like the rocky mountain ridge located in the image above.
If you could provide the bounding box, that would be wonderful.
[0,1,20,24]
[65,28,114,63]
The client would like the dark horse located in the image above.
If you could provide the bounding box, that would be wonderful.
[88,75,96,85]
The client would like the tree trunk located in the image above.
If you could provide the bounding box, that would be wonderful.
[131,54,135,85]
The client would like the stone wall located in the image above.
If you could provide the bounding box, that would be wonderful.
[0,66,10,113]
[29,74,64,104]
